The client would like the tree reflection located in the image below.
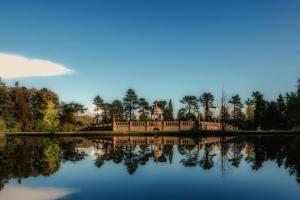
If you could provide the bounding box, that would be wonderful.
[0,137,86,191]
[1,135,300,190]
[199,144,216,170]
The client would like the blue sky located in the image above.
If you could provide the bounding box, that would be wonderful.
[0,0,299,110]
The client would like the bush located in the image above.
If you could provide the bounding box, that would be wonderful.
[0,118,6,133]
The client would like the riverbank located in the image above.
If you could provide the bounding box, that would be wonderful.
[2,130,300,137]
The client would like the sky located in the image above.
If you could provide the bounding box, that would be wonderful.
[0,0,299,111]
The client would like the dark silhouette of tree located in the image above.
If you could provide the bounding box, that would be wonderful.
[180,95,199,116]
[199,144,215,170]
[229,94,244,126]
[199,92,216,121]
[110,100,123,121]
[138,98,150,121]
[164,99,174,121]
[250,91,266,129]
[123,89,138,121]
[93,95,104,123]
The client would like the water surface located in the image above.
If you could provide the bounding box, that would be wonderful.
[0,135,299,200]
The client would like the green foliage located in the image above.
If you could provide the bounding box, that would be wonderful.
[138,98,150,121]
[111,100,123,121]
[42,101,60,132]
[177,108,196,120]
[0,79,15,128]
[0,118,6,132]
[180,95,199,114]
[93,95,104,123]
[199,92,215,121]
[123,89,139,120]
[164,99,174,121]
[229,94,244,126]
[41,141,60,176]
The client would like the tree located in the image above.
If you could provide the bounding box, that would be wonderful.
[164,99,174,121]
[30,89,45,130]
[123,89,138,121]
[102,103,112,123]
[11,87,34,131]
[177,108,187,120]
[229,94,244,126]
[138,98,150,121]
[199,92,215,121]
[276,94,288,129]
[60,102,85,125]
[93,95,104,123]
[245,99,255,129]
[180,96,199,114]
[42,101,60,132]
[0,79,15,128]
[250,91,266,129]
[111,100,123,121]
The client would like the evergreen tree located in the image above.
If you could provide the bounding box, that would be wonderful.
[93,95,104,123]
[199,92,215,121]
[229,94,244,126]
[251,91,266,129]
[111,100,123,121]
[123,89,138,121]
[138,98,150,121]
[164,99,174,121]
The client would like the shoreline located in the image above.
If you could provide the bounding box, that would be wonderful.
[2,130,300,138]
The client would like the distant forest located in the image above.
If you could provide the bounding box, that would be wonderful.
[0,78,299,132]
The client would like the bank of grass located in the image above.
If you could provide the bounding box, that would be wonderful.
[2,129,300,137]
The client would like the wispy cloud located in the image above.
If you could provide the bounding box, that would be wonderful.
[0,53,73,79]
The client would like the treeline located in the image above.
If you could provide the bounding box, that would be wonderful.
[0,79,86,132]
[0,78,299,132]
[93,78,300,130]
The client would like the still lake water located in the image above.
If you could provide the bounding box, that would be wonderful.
[0,135,299,200]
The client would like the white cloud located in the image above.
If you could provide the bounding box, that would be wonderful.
[0,53,73,79]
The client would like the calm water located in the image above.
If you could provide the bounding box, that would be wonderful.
[0,135,300,200]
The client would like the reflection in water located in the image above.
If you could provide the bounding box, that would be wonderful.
[0,135,300,194]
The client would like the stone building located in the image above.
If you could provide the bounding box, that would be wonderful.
[152,103,163,121]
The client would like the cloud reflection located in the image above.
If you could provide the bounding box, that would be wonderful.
[0,184,77,200]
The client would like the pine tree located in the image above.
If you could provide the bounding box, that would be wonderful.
[123,89,138,121]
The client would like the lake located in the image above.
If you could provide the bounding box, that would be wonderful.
[0,135,299,200]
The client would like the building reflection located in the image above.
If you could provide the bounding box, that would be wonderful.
[0,135,299,192]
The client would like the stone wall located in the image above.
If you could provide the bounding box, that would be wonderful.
[86,120,238,132]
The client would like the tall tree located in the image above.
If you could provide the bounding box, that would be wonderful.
[229,94,244,125]
[123,89,138,121]
[245,99,255,129]
[0,79,15,128]
[199,92,215,121]
[111,100,123,121]
[138,98,150,121]
[11,87,34,131]
[102,103,112,123]
[93,95,104,123]
[251,91,266,129]
[42,101,59,132]
[180,96,199,114]
[164,99,174,121]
